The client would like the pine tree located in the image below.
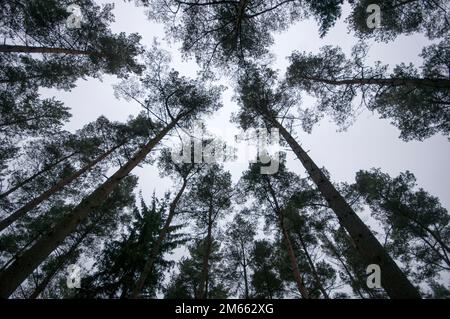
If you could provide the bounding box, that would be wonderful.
[347,0,449,41]
[0,115,153,232]
[76,193,185,298]
[234,64,421,299]
[238,158,312,298]
[131,146,206,298]
[353,169,450,282]
[222,211,256,299]
[180,164,232,299]
[286,42,450,140]
[0,47,223,298]
[165,239,228,299]
[133,0,343,69]
[0,1,144,79]
[250,240,284,299]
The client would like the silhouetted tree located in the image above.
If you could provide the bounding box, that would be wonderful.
[234,64,420,298]
[0,46,223,298]
[347,0,449,41]
[134,0,343,69]
[286,42,450,140]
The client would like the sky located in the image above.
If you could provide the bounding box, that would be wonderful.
[41,0,450,212]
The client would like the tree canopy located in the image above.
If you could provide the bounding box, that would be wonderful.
[0,0,448,301]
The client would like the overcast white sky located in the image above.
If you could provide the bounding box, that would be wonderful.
[41,1,450,213]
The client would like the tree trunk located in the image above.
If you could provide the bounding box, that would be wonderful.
[0,228,46,272]
[241,242,250,299]
[0,117,180,298]
[279,217,310,299]
[0,152,77,200]
[302,76,450,89]
[29,231,85,299]
[131,178,188,298]
[198,206,213,299]
[296,230,329,299]
[263,112,420,299]
[263,267,273,299]
[29,213,107,299]
[0,45,103,57]
[0,145,122,232]
[322,234,366,299]
[393,202,450,254]
[265,179,309,298]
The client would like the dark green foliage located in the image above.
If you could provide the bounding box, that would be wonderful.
[165,239,228,299]
[320,228,387,299]
[250,240,284,299]
[0,0,448,301]
[0,0,144,79]
[287,42,450,140]
[222,212,256,298]
[76,193,185,298]
[353,169,450,281]
[134,0,343,69]
[0,1,144,139]
[347,0,449,41]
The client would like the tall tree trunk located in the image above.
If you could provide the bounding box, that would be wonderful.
[241,242,250,299]
[29,231,85,299]
[302,76,450,89]
[296,230,329,299]
[0,145,122,232]
[261,110,420,299]
[322,234,367,299]
[131,178,188,298]
[29,212,107,299]
[279,217,310,299]
[198,206,213,299]
[265,179,309,298]
[393,203,450,254]
[0,117,181,298]
[263,267,273,299]
[0,152,76,200]
[0,45,103,57]
[0,229,46,272]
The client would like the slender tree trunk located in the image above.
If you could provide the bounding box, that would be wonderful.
[0,229,45,272]
[241,242,250,299]
[28,257,64,299]
[393,203,450,254]
[323,235,366,299]
[265,179,309,298]
[0,117,181,298]
[302,76,450,89]
[243,263,249,299]
[29,212,107,299]
[262,111,420,299]
[263,268,273,300]
[279,217,310,299]
[0,152,77,199]
[131,178,188,298]
[0,45,103,57]
[296,231,329,299]
[0,145,122,232]
[29,232,85,299]
[198,206,213,299]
